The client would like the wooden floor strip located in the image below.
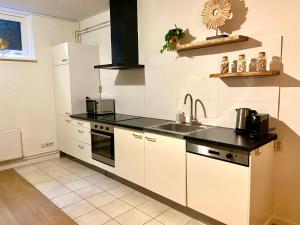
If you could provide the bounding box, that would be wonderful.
[0,169,76,225]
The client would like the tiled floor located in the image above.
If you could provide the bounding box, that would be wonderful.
[15,157,206,225]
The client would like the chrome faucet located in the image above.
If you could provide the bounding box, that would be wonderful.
[184,94,194,123]
[194,99,207,125]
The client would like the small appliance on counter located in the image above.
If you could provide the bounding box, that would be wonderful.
[86,97,115,115]
[235,108,270,138]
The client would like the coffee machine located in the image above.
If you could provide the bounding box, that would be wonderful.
[235,108,270,138]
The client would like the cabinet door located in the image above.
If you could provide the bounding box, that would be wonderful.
[53,64,72,116]
[187,153,250,225]
[56,115,73,156]
[145,133,186,205]
[52,43,69,66]
[72,140,92,163]
[115,128,145,187]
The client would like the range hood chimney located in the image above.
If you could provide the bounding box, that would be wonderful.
[94,0,144,70]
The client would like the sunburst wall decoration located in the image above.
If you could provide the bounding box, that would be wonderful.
[202,0,232,30]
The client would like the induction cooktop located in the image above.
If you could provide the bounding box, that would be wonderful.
[88,113,141,122]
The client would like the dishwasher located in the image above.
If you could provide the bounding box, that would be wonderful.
[186,141,251,225]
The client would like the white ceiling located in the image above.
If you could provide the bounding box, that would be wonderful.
[0,0,109,21]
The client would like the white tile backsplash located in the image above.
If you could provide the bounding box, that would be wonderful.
[92,34,282,128]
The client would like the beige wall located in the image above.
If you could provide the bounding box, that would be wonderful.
[0,11,78,157]
[80,0,300,223]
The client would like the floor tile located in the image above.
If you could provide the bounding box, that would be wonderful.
[137,199,169,217]
[103,220,120,225]
[74,185,104,199]
[100,199,133,218]
[156,209,193,225]
[84,173,110,184]
[48,168,72,178]
[15,165,38,174]
[115,208,151,225]
[107,184,134,198]
[94,178,121,190]
[86,192,117,208]
[25,173,53,185]
[56,174,81,185]
[186,219,207,225]
[76,168,98,178]
[144,219,164,225]
[65,179,91,191]
[62,200,96,219]
[52,192,82,208]
[121,191,150,207]
[40,165,63,174]
[35,179,61,191]
[75,209,111,225]
[40,184,71,199]
[33,161,56,169]
[21,169,44,179]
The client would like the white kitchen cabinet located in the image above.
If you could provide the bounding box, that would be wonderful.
[144,132,186,205]
[72,140,92,163]
[52,42,100,116]
[56,115,73,156]
[53,64,72,116]
[187,142,274,225]
[71,125,91,145]
[115,127,145,187]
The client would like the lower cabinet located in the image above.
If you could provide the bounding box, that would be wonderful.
[72,140,92,163]
[144,132,186,206]
[115,127,145,187]
[56,115,73,156]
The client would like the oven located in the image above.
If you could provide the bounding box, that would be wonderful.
[90,122,115,167]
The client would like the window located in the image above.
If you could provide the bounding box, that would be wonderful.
[0,10,35,60]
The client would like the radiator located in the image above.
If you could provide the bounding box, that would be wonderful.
[0,129,23,162]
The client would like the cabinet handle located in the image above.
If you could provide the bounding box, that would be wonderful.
[78,145,84,149]
[66,119,71,123]
[77,130,84,134]
[132,134,142,139]
[77,122,84,126]
[62,59,68,62]
[145,137,156,142]
[65,112,71,116]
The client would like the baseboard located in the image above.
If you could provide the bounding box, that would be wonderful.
[271,216,300,225]
[0,151,59,171]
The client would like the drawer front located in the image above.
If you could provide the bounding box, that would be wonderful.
[72,140,91,162]
[71,125,91,144]
[72,119,90,129]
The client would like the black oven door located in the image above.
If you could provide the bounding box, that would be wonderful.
[90,130,115,167]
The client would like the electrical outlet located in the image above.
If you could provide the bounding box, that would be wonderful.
[41,142,54,148]
[274,141,281,151]
[98,85,103,93]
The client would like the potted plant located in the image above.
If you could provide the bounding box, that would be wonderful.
[160,25,185,53]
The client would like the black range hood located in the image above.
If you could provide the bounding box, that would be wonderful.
[94,0,144,70]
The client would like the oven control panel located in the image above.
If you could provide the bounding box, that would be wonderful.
[91,122,114,134]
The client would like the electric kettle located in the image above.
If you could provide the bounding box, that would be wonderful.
[235,108,253,133]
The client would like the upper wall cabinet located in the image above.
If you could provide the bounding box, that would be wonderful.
[52,43,100,116]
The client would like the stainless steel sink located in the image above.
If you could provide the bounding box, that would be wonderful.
[149,123,207,135]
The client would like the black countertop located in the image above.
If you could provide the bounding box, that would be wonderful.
[70,113,171,131]
[185,127,277,151]
[71,113,277,152]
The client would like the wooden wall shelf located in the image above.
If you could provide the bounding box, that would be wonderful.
[177,35,249,52]
[210,70,280,78]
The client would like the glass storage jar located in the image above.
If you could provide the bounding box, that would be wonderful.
[256,52,267,71]
[221,56,229,73]
[237,54,247,72]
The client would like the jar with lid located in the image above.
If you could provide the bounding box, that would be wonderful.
[221,56,229,74]
[256,52,267,71]
[237,54,247,72]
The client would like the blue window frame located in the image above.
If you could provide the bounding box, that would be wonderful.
[0,19,22,51]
